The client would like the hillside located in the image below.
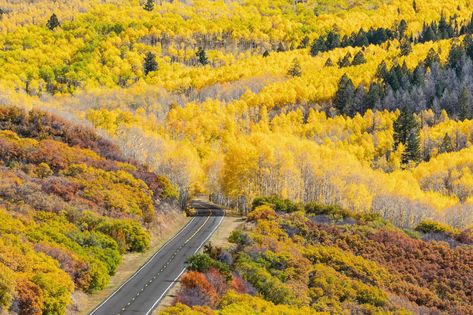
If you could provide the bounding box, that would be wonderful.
[163,199,473,314]
[0,0,471,228]
[0,107,178,314]
[0,0,473,314]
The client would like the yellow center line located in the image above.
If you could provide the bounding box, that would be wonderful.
[184,209,213,244]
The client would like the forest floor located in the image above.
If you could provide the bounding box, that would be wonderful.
[154,208,245,314]
[74,207,189,315]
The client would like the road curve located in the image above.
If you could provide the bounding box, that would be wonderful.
[89,200,225,315]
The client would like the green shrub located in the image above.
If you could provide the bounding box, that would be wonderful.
[186,254,231,279]
[252,196,303,213]
[304,202,350,219]
[415,220,457,235]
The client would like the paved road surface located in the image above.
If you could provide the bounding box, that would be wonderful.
[89,200,225,315]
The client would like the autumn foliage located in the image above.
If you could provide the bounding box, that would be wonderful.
[0,108,177,314]
[169,200,473,314]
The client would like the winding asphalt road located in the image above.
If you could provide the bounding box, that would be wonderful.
[89,200,225,315]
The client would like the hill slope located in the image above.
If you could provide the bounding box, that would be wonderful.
[0,107,177,315]
[163,200,473,314]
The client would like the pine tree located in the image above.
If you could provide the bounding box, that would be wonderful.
[404,128,421,164]
[326,31,341,49]
[262,50,270,58]
[365,82,382,109]
[144,0,155,11]
[400,39,412,56]
[333,74,355,114]
[337,52,352,68]
[412,64,426,86]
[287,58,302,77]
[394,108,420,164]
[448,44,465,74]
[196,47,209,65]
[143,52,158,75]
[298,36,310,49]
[458,87,472,120]
[310,38,326,56]
[397,20,408,38]
[440,133,454,153]
[324,58,334,67]
[376,61,388,79]
[351,51,366,66]
[47,13,60,30]
[424,48,440,68]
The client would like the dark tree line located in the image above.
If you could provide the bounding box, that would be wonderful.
[311,13,473,58]
[334,35,473,121]
[310,27,397,56]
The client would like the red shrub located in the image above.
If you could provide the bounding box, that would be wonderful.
[15,279,44,315]
[176,271,219,308]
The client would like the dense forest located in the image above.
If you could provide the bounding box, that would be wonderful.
[163,199,473,314]
[0,0,472,313]
[0,107,177,314]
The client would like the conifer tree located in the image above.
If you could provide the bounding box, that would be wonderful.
[458,87,472,120]
[338,52,352,68]
[287,58,302,77]
[394,108,421,164]
[47,13,60,30]
[196,47,209,66]
[143,52,158,75]
[351,51,366,66]
[324,58,334,67]
[424,48,440,68]
[334,74,355,114]
[440,133,454,153]
[400,39,412,56]
[262,50,270,58]
[144,0,155,11]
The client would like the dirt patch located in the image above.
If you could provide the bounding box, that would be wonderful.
[154,213,244,314]
[74,209,188,315]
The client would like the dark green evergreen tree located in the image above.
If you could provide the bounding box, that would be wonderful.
[287,58,302,77]
[144,0,155,11]
[397,19,408,38]
[412,64,426,86]
[464,34,473,60]
[47,13,60,30]
[354,30,369,47]
[376,60,389,79]
[324,58,334,67]
[326,31,341,49]
[424,48,440,68]
[143,52,158,75]
[458,87,472,120]
[337,52,352,68]
[440,133,454,153]
[448,43,465,74]
[365,82,382,109]
[310,38,327,56]
[333,74,355,114]
[262,50,270,58]
[351,51,366,66]
[196,47,209,65]
[394,108,421,164]
[400,39,412,56]
[404,128,421,164]
[421,26,436,42]
[298,36,310,49]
